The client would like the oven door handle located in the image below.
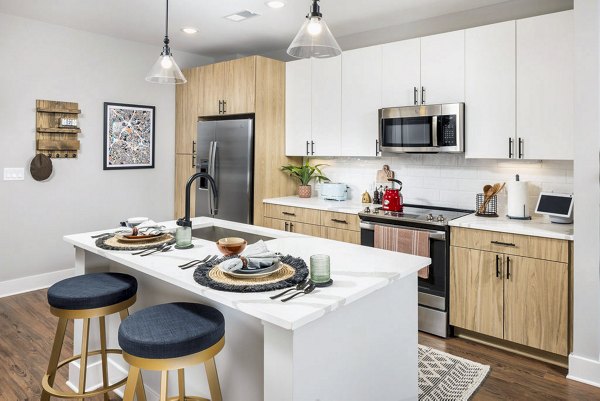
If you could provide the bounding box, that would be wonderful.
[360,221,446,240]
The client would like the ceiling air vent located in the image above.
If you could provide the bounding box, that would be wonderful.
[224,10,261,22]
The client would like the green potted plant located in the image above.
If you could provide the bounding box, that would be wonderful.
[281,160,330,198]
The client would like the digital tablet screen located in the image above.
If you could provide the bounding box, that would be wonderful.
[537,194,572,215]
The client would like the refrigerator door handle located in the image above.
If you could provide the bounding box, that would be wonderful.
[207,141,216,216]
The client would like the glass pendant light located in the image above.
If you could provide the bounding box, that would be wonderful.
[287,0,341,59]
[146,0,187,84]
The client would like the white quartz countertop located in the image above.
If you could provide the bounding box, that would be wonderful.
[64,217,429,331]
[449,213,574,241]
[263,196,369,214]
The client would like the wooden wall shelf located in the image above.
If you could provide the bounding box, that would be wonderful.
[36,100,81,159]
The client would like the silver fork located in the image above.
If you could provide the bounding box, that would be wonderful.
[181,255,218,270]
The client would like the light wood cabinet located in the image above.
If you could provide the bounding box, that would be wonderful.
[450,247,504,338]
[263,203,359,244]
[465,21,516,159]
[420,30,465,104]
[516,10,574,160]
[504,256,568,355]
[175,56,301,225]
[201,58,256,117]
[175,154,196,219]
[450,226,570,356]
[341,45,382,157]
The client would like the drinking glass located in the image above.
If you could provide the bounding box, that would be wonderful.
[310,254,331,283]
[175,226,193,249]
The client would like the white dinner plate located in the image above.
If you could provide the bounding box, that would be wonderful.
[219,260,283,278]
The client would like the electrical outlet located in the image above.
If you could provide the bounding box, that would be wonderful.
[3,168,25,181]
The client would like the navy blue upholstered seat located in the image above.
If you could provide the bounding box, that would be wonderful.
[47,273,138,310]
[118,303,225,359]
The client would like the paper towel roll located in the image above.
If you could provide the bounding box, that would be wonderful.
[507,181,530,218]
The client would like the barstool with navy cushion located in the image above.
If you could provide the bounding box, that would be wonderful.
[119,302,225,401]
[41,273,146,401]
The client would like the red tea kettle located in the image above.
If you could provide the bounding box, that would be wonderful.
[382,178,404,212]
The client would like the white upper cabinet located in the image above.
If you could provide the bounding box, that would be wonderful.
[381,38,421,108]
[311,57,342,156]
[465,21,516,159]
[420,30,465,105]
[341,46,382,157]
[517,10,574,160]
[285,59,311,156]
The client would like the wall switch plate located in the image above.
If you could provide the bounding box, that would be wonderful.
[3,168,25,181]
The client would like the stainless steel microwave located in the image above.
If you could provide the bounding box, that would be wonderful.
[378,103,464,153]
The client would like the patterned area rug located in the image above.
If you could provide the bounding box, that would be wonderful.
[419,345,490,401]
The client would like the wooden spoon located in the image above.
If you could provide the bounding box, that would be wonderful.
[479,184,494,213]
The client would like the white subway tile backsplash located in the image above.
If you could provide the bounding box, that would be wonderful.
[310,155,573,210]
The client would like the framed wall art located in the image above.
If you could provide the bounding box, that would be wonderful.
[103,102,155,170]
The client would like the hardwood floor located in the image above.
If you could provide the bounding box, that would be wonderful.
[0,289,119,400]
[2,289,600,400]
[419,332,600,400]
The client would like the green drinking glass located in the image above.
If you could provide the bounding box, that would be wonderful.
[310,254,331,284]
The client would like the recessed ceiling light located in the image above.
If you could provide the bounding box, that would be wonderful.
[224,10,260,22]
[180,27,198,34]
[266,1,286,8]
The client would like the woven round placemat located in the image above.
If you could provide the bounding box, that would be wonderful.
[193,255,308,293]
[95,233,175,251]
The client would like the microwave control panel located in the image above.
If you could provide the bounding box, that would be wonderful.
[438,115,457,146]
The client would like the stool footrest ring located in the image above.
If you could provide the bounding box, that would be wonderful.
[42,348,126,399]
[166,397,210,401]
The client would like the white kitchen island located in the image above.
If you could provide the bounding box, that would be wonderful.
[63,217,429,401]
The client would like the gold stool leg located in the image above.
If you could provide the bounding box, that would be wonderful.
[177,369,185,401]
[120,309,147,401]
[41,317,68,401]
[205,358,222,401]
[79,318,91,401]
[99,316,110,401]
[160,370,169,401]
[122,366,140,401]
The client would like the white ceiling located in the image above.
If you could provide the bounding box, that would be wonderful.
[0,0,516,57]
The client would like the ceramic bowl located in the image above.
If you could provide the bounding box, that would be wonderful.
[216,237,247,255]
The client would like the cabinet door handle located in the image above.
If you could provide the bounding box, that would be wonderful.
[218,100,223,114]
[311,141,315,155]
[506,256,511,279]
[518,137,523,159]
[331,218,348,224]
[289,222,294,231]
[376,139,380,156]
[282,211,296,216]
[491,240,516,247]
[508,138,513,158]
[306,141,310,156]
[223,100,227,114]
[284,222,289,231]
[421,87,426,104]
[495,254,500,278]
[414,87,418,105]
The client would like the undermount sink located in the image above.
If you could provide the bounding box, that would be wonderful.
[192,226,274,244]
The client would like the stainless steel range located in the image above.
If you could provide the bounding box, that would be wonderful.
[359,204,472,337]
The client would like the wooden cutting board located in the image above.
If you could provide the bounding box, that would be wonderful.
[376,165,394,182]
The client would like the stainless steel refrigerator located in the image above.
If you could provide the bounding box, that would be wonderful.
[195,118,254,224]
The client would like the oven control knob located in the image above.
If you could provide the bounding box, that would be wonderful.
[436,214,445,222]
[426,213,434,222]
[364,207,371,213]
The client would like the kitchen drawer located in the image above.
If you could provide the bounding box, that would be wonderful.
[321,211,360,232]
[321,227,360,244]
[264,204,321,225]
[263,217,322,237]
[451,227,568,263]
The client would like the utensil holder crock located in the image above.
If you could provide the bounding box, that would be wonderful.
[476,193,498,217]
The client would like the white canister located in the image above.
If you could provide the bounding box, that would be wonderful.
[507,175,530,219]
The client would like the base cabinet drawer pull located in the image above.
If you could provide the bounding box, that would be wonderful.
[495,255,500,278]
[289,223,294,232]
[284,222,289,231]
[331,218,348,224]
[491,240,516,247]
[282,211,296,216]
[506,256,511,279]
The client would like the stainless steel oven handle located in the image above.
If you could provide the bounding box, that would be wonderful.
[432,116,438,147]
[360,221,446,240]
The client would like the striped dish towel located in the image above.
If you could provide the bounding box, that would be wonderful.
[374,225,431,279]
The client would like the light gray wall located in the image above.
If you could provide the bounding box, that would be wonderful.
[0,12,212,283]
[259,0,573,61]
[569,0,600,384]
